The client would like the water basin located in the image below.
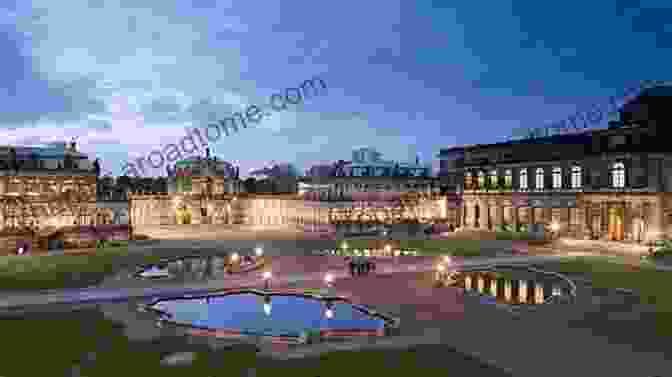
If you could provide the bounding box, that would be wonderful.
[134,253,260,281]
[443,266,575,306]
[144,289,397,343]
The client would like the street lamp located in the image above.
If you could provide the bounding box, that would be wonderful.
[324,301,334,319]
[263,270,272,290]
[324,273,334,287]
[263,294,272,316]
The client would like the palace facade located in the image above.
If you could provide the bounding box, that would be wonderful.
[438,85,672,242]
[0,142,119,253]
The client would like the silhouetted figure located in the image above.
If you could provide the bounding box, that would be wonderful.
[93,158,101,177]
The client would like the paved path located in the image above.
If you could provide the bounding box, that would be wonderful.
[0,255,570,309]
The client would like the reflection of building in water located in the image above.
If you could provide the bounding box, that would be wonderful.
[459,271,568,305]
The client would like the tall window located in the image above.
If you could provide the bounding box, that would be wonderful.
[489,170,497,187]
[535,168,544,190]
[465,171,473,189]
[519,168,528,189]
[504,169,512,188]
[571,166,582,188]
[477,171,485,188]
[612,162,625,188]
[552,167,562,189]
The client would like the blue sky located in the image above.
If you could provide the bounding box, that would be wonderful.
[0,0,670,176]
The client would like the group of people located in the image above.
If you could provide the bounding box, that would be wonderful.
[347,256,376,276]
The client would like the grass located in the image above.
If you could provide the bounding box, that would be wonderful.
[0,308,511,377]
[548,256,672,336]
[0,245,162,291]
[0,309,256,377]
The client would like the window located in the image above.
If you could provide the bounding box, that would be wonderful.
[535,168,544,190]
[477,171,485,188]
[465,172,474,189]
[612,162,625,188]
[519,169,528,189]
[571,166,582,188]
[504,169,512,187]
[552,167,562,189]
[489,170,497,187]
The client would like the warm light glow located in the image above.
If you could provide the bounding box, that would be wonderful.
[443,255,452,264]
[437,264,445,272]
[325,308,334,319]
[341,241,348,249]
[263,271,272,280]
[551,222,560,232]
[231,252,239,262]
[324,273,333,284]
[384,244,391,253]
[255,247,263,257]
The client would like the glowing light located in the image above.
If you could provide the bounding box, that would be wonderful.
[325,309,334,319]
[437,264,445,272]
[263,303,271,316]
[263,271,272,280]
[254,247,263,257]
[231,252,239,262]
[324,273,333,284]
[443,256,452,264]
[17,247,23,255]
[551,222,560,232]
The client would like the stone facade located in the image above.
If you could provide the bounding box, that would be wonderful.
[444,124,672,242]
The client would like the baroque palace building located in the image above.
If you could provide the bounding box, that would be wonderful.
[128,149,456,231]
[0,141,112,253]
[438,84,672,242]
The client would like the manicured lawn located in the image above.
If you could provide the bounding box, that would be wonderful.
[0,307,511,377]
[0,246,162,291]
[549,256,672,336]
[0,309,255,377]
[339,239,491,257]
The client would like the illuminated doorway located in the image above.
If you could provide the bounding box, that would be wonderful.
[608,206,624,241]
[176,206,192,225]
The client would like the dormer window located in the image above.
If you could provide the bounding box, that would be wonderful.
[612,162,625,188]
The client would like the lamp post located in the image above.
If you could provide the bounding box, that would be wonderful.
[324,273,334,292]
[263,270,272,291]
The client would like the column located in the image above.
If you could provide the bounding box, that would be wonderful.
[479,200,489,230]
[497,204,505,227]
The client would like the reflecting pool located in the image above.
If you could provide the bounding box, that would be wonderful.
[145,290,395,340]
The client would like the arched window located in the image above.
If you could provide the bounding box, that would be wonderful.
[504,169,512,188]
[519,168,528,189]
[535,168,544,190]
[477,171,485,188]
[464,171,473,189]
[489,170,497,187]
[571,166,582,188]
[552,167,562,189]
[612,162,625,188]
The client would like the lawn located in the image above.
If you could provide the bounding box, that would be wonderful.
[547,256,672,336]
[0,245,162,291]
[339,239,494,257]
[0,308,511,377]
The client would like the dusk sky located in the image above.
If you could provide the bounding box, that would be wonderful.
[1,0,670,177]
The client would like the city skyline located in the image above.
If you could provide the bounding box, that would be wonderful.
[0,1,670,177]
